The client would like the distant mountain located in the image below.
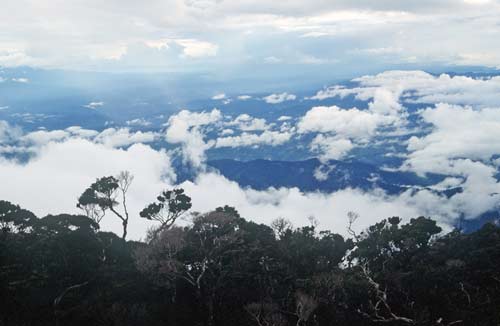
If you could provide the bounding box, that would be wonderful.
[203,158,445,195]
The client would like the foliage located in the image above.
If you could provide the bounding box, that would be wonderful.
[139,188,192,240]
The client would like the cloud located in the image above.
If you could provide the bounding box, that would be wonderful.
[11,77,29,83]
[277,115,292,121]
[175,39,218,58]
[309,135,354,161]
[313,70,500,108]
[126,118,152,127]
[1,0,500,72]
[164,109,222,168]
[22,129,69,146]
[264,56,282,64]
[304,70,500,178]
[398,103,500,219]
[83,101,105,109]
[0,121,22,143]
[0,138,176,240]
[0,113,487,239]
[180,172,456,236]
[3,69,500,240]
[0,135,458,239]
[215,130,292,148]
[263,92,297,104]
[226,114,270,131]
[297,105,388,139]
[212,93,226,100]
[404,103,500,174]
[66,126,100,138]
[220,128,234,136]
[94,128,157,147]
[16,126,156,150]
[237,95,252,100]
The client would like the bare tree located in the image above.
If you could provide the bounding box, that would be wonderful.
[347,211,360,241]
[295,290,318,326]
[245,302,287,326]
[357,263,415,324]
[307,215,319,228]
[270,217,293,239]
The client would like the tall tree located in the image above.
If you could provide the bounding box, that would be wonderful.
[140,188,192,240]
[77,171,133,239]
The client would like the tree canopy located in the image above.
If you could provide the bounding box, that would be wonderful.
[2,182,500,326]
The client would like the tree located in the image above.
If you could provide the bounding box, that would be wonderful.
[77,171,133,239]
[0,200,37,233]
[348,216,444,325]
[270,217,293,239]
[139,188,192,239]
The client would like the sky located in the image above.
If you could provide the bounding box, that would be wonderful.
[1,0,500,76]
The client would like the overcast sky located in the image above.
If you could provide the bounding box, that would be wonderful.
[1,0,500,74]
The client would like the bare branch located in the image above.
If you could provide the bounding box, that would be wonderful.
[358,263,415,324]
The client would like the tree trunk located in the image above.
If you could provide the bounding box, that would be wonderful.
[122,219,128,239]
[207,295,215,326]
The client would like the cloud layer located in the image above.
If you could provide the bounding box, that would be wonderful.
[1,70,500,239]
[2,1,500,72]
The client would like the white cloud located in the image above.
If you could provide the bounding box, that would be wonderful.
[4,67,500,241]
[264,56,282,64]
[165,109,222,168]
[297,105,387,139]
[305,70,500,179]
[0,115,488,240]
[95,128,157,148]
[22,129,69,146]
[181,172,456,236]
[0,138,176,240]
[314,70,500,108]
[310,135,354,161]
[263,92,297,104]
[212,93,226,100]
[83,101,105,109]
[215,130,292,148]
[126,118,152,127]
[0,120,22,143]
[0,135,460,239]
[237,95,252,100]
[220,128,234,136]
[405,103,500,174]
[17,126,156,150]
[11,77,29,83]
[66,126,99,138]
[176,39,218,58]
[1,1,500,70]
[226,113,270,131]
[400,103,500,219]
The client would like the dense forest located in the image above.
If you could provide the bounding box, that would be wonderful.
[1,173,500,326]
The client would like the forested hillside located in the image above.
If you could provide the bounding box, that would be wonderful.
[1,176,500,326]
